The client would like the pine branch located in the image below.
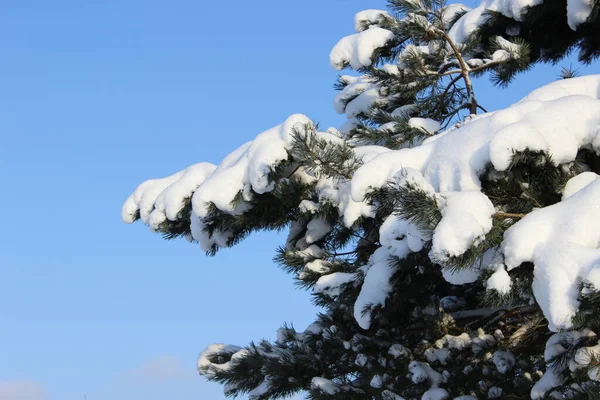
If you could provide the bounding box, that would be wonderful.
[435,29,478,114]
[493,212,526,220]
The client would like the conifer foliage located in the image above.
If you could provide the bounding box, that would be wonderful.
[123,0,600,398]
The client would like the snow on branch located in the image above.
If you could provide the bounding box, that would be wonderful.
[449,0,594,45]
[350,75,600,200]
[125,74,600,335]
[330,27,395,70]
[503,177,600,331]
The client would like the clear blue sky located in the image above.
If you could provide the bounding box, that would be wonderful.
[1,1,598,400]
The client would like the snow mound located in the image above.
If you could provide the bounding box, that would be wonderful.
[354,9,391,32]
[503,178,600,330]
[330,27,395,70]
[431,191,495,262]
[566,0,594,29]
[562,171,599,200]
[122,162,217,229]
[408,118,441,135]
[314,272,356,297]
[380,213,426,257]
[192,114,311,219]
[486,266,512,294]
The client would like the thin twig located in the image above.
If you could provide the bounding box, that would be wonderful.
[477,104,488,113]
[493,212,526,220]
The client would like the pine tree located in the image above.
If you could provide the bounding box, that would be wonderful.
[122,0,600,399]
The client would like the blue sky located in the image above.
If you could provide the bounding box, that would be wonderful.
[1,1,598,400]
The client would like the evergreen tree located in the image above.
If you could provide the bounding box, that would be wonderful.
[122,0,600,399]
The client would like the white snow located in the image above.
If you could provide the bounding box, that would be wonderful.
[389,343,409,359]
[303,259,330,275]
[422,387,449,400]
[448,0,593,43]
[503,179,600,330]
[355,353,368,367]
[197,344,244,378]
[334,75,376,115]
[354,10,391,32]
[570,342,600,379]
[345,86,384,118]
[351,76,600,202]
[531,330,596,398]
[122,162,217,227]
[311,377,339,395]
[298,200,320,214]
[491,49,510,62]
[494,35,523,54]
[297,244,327,260]
[408,118,441,135]
[441,3,471,28]
[190,210,231,252]
[125,48,600,373]
[448,0,544,44]
[303,321,324,336]
[192,114,310,219]
[392,104,418,118]
[354,197,430,329]
[395,166,437,194]
[492,351,516,374]
[562,171,599,200]
[330,27,395,70]
[310,146,389,229]
[370,374,383,388]
[354,247,396,329]
[380,214,425,258]
[530,368,562,400]
[567,0,593,29]
[442,266,480,285]
[124,114,330,251]
[339,118,360,135]
[305,218,333,244]
[425,347,451,364]
[434,333,472,351]
[342,76,600,323]
[430,191,496,262]
[486,266,512,295]
[522,74,600,101]
[488,387,503,398]
[408,361,444,386]
[315,179,375,227]
[314,272,355,297]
